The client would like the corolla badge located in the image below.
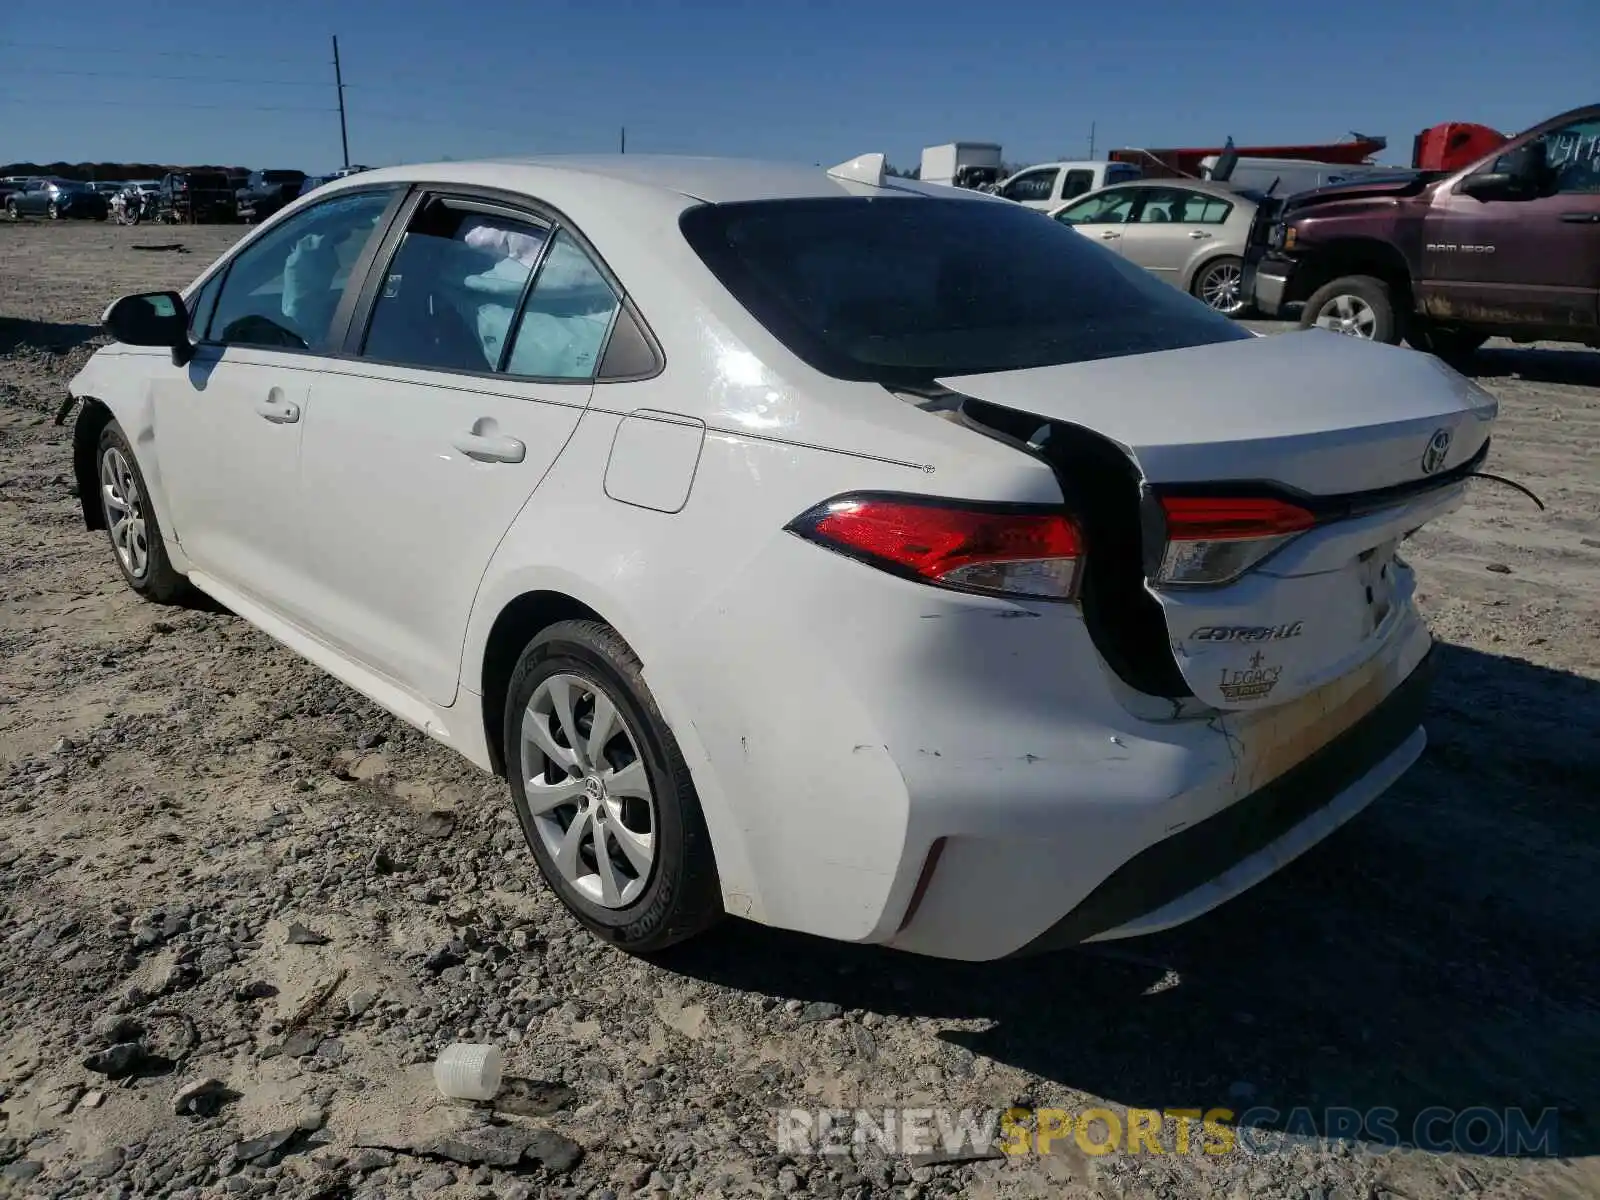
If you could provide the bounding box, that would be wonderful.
[1420,427,1452,475]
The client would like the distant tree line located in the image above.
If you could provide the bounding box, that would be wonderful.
[0,162,248,181]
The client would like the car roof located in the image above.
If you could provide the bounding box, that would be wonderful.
[329,154,987,211]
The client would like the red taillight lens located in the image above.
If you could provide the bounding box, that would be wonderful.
[788,494,1083,602]
[1156,495,1317,586]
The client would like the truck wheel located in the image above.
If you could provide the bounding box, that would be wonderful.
[1405,323,1488,363]
[1300,275,1398,344]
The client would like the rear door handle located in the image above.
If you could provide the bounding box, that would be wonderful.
[1559,212,1600,223]
[452,431,526,464]
[1189,229,1212,239]
[255,394,300,423]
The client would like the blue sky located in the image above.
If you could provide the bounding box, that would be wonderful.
[3,0,1595,172]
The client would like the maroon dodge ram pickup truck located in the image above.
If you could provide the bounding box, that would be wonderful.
[1249,103,1600,359]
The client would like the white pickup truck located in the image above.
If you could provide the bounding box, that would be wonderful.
[992,160,1144,209]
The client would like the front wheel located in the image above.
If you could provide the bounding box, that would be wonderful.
[1300,275,1399,343]
[4,200,17,221]
[504,620,722,954]
[1192,255,1248,316]
[96,423,188,603]
[47,201,59,220]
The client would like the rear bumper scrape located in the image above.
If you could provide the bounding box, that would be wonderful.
[1014,645,1436,954]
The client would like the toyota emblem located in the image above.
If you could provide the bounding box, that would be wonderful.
[1420,427,1452,475]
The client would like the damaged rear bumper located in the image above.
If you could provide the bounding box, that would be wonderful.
[882,621,1434,961]
[1016,645,1434,953]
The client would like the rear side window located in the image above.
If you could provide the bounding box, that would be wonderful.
[681,197,1251,384]
[504,230,621,379]
[1061,169,1096,200]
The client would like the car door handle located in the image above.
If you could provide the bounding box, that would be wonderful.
[1188,229,1213,239]
[1559,211,1600,223]
[255,397,300,423]
[452,431,526,464]
[1100,229,1121,239]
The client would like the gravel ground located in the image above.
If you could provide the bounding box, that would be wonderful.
[1,219,1597,1200]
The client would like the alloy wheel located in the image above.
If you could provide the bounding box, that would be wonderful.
[1313,293,1378,338]
[99,446,149,579]
[47,202,59,220]
[520,672,656,909]
[1199,261,1245,315]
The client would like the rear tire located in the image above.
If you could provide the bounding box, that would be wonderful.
[504,620,722,954]
[96,422,189,603]
[1192,255,1248,316]
[1405,323,1487,363]
[1299,274,1399,344]
[47,201,59,220]
[4,200,17,221]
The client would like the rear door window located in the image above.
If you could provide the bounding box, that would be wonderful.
[362,200,551,373]
[681,196,1250,384]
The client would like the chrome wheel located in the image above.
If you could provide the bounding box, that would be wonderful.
[99,446,149,580]
[521,673,656,909]
[47,201,59,220]
[1314,293,1378,338]
[1198,260,1245,315]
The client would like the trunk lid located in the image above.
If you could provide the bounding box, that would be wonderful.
[938,332,1497,711]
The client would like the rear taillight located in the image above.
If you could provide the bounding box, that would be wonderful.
[1156,495,1316,586]
[787,493,1083,602]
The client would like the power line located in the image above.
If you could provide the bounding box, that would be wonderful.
[0,97,335,114]
[0,39,316,64]
[5,66,329,87]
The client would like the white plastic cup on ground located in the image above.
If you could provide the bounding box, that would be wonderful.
[433,1043,504,1101]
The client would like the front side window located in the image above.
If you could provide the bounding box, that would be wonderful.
[681,196,1251,384]
[207,190,392,351]
[1536,118,1600,194]
[1056,188,1137,225]
[1000,169,1058,203]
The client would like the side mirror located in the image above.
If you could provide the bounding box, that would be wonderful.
[1459,172,1529,201]
[103,291,193,366]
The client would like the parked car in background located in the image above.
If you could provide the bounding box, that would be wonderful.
[1051,179,1263,314]
[113,181,163,225]
[297,176,329,198]
[993,160,1144,209]
[5,178,109,220]
[329,165,371,179]
[158,171,237,224]
[1249,102,1600,357]
[63,154,1494,962]
[237,169,308,223]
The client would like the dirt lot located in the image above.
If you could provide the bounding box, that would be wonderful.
[1,219,1597,1200]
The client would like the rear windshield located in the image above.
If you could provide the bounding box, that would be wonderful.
[263,170,304,183]
[680,197,1251,383]
[190,173,229,188]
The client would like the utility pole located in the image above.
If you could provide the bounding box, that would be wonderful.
[619,126,626,154]
[333,35,350,170]
[1088,121,1096,159]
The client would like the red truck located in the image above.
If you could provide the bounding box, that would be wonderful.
[1247,103,1600,359]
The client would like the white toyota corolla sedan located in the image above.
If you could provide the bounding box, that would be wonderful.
[62,153,1497,960]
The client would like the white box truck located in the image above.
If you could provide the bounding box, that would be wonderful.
[919,142,1003,190]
